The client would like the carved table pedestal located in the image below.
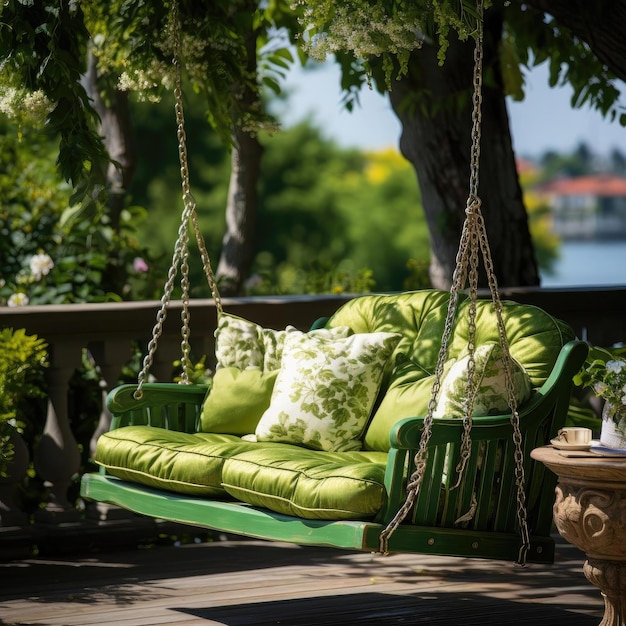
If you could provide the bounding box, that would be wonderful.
[532,446,626,626]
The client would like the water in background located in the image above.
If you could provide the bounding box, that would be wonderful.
[541,240,626,287]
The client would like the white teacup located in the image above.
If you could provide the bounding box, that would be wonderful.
[556,427,592,445]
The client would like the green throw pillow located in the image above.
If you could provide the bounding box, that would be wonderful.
[254,331,402,452]
[200,368,279,435]
[433,343,532,418]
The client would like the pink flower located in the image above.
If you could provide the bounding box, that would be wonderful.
[133,257,149,273]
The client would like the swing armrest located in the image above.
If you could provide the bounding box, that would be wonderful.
[107,383,210,432]
[389,414,514,450]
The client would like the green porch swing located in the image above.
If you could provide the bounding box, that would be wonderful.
[80,0,588,565]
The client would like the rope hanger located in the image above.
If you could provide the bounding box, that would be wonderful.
[378,0,530,564]
[134,0,530,565]
[134,0,222,399]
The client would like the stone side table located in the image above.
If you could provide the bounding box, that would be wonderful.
[531,446,626,626]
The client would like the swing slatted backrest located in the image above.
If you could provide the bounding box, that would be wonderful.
[109,384,204,433]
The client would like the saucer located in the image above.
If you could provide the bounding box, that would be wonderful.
[550,438,591,451]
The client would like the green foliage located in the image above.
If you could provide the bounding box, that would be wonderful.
[504,3,626,127]
[0,328,48,475]
[0,328,48,422]
[172,355,213,385]
[128,103,431,294]
[538,144,595,179]
[517,166,560,274]
[252,123,430,293]
[1,0,303,199]
[574,345,626,405]
[0,125,163,305]
[0,0,108,197]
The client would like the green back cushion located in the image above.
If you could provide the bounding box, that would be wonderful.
[363,354,434,451]
[326,290,574,452]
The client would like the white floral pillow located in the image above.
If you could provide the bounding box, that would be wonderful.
[433,343,532,418]
[214,313,350,371]
[254,331,402,452]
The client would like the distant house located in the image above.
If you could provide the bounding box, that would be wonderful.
[538,174,626,239]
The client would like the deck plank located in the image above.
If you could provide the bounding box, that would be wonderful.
[0,536,604,625]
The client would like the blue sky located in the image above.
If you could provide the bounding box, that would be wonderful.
[273,60,626,158]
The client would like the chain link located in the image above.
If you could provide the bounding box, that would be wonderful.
[134,0,222,398]
[379,0,530,564]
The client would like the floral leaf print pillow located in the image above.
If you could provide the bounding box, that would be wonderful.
[433,343,532,418]
[254,331,401,452]
[213,313,351,371]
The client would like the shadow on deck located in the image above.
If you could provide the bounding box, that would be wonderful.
[0,533,604,625]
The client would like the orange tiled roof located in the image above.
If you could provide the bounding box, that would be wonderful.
[539,174,626,197]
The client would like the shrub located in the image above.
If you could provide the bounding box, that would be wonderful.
[0,328,48,476]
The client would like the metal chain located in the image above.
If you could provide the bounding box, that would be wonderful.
[379,0,530,565]
[134,0,222,397]
[173,31,223,320]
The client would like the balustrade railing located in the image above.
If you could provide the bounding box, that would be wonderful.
[0,287,624,559]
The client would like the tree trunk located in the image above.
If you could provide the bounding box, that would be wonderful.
[388,14,539,289]
[216,129,262,295]
[215,11,262,296]
[82,51,136,230]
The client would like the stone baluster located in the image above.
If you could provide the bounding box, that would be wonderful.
[86,338,134,522]
[88,338,133,454]
[33,339,83,523]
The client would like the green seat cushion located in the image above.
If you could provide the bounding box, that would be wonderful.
[222,447,388,520]
[254,330,401,452]
[94,426,270,496]
[200,368,279,435]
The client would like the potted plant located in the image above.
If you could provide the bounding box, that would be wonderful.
[574,345,626,449]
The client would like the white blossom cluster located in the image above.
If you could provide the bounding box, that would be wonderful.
[112,19,238,103]
[294,2,423,63]
[0,87,53,126]
[118,60,175,103]
[3,253,54,308]
[29,253,55,281]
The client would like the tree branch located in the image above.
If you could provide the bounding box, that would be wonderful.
[525,0,626,83]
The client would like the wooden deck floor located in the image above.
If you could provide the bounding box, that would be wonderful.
[0,533,604,626]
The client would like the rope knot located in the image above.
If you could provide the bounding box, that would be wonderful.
[465,196,482,215]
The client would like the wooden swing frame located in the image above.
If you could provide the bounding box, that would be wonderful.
[80,0,588,565]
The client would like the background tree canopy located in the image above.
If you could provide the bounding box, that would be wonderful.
[1,0,624,297]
